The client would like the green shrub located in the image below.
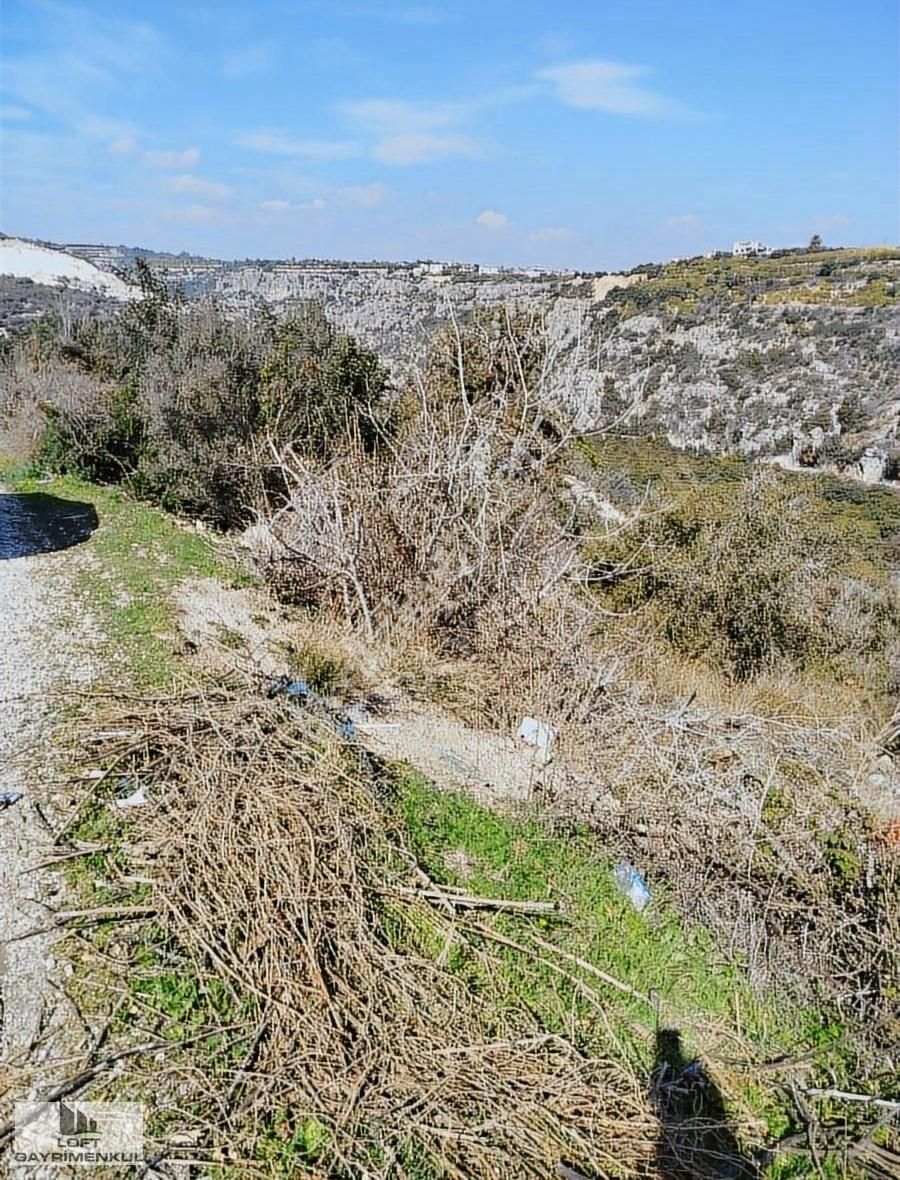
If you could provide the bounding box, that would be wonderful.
[37,382,149,483]
[15,268,390,528]
[259,304,387,455]
[590,466,899,683]
[654,477,816,678]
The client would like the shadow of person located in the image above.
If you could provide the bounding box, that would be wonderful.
[0,492,99,560]
[651,1028,760,1179]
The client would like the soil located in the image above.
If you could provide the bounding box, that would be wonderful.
[0,488,96,1094]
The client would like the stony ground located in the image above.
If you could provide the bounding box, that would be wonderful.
[0,489,96,1097]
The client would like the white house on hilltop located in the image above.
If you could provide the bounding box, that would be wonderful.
[732,240,772,258]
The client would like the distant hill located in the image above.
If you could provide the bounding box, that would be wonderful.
[0,238,135,300]
[4,236,899,481]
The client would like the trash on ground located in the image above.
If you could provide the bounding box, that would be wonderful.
[516,716,556,762]
[339,703,374,737]
[343,702,371,726]
[0,790,23,809]
[337,715,356,740]
[115,784,148,809]
[266,676,310,700]
[613,860,651,913]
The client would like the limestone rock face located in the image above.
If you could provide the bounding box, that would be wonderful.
[6,241,899,481]
[184,263,898,476]
[859,448,888,483]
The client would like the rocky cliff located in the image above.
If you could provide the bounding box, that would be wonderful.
[192,247,900,476]
[9,240,900,479]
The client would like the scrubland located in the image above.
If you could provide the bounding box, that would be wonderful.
[1,265,898,1176]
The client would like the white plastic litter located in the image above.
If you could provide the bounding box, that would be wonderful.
[115,785,148,809]
[613,861,652,913]
[516,716,556,762]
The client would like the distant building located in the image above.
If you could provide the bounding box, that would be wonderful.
[65,244,126,269]
[732,240,771,258]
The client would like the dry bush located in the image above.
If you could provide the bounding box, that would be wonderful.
[91,693,658,1178]
[257,313,622,735]
[550,644,900,1046]
[250,321,899,1047]
[0,351,97,458]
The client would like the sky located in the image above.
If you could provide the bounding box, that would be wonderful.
[1,0,897,270]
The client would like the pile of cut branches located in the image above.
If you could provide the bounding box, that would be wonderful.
[80,691,661,1178]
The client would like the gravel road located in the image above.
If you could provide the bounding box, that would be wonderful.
[0,488,97,1086]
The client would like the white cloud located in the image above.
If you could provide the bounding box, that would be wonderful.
[665,213,702,229]
[530,226,576,242]
[167,173,230,199]
[343,99,482,165]
[0,104,33,122]
[2,7,165,126]
[375,132,480,164]
[143,147,201,169]
[237,130,358,159]
[476,209,509,230]
[76,116,143,158]
[337,182,390,208]
[110,134,138,155]
[260,196,327,212]
[222,44,270,77]
[165,203,225,224]
[537,59,684,118]
[343,98,464,132]
[77,115,137,142]
[50,6,163,77]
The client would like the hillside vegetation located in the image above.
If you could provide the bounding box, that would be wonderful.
[1,268,899,1177]
[618,247,900,313]
[3,241,899,478]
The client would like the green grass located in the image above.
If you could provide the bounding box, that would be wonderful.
[390,773,884,1177]
[0,464,251,687]
[392,774,850,1142]
[611,247,900,318]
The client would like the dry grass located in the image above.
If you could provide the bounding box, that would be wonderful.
[61,685,899,1176]
[85,691,663,1178]
[245,327,899,1043]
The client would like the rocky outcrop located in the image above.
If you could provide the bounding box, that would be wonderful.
[10,239,900,482]
[187,260,899,475]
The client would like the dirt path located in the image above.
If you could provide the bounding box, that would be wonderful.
[0,488,96,1089]
[175,576,622,816]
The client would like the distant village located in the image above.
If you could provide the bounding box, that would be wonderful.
[63,244,580,281]
[61,237,803,283]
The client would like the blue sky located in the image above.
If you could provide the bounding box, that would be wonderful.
[1,0,897,268]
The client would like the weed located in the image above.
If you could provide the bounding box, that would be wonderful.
[283,639,364,695]
[0,465,246,687]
